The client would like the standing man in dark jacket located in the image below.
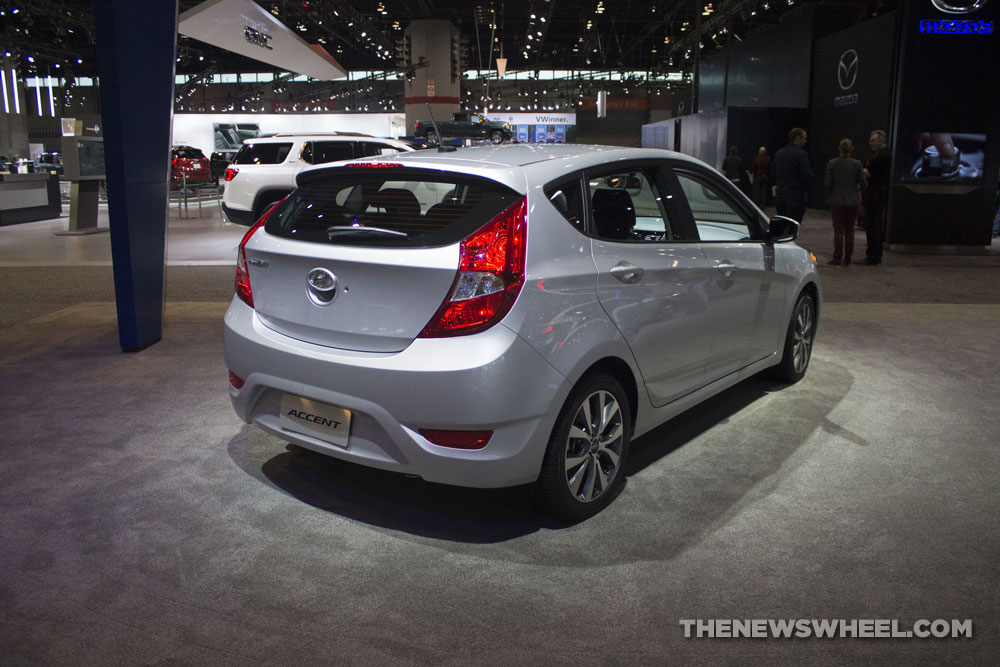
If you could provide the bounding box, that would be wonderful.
[862,129,891,265]
[773,128,812,222]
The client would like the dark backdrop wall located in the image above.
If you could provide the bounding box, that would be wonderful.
[725,9,814,109]
[696,7,814,114]
[809,11,898,207]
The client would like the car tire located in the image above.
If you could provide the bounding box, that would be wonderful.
[535,374,631,522]
[489,130,505,145]
[426,131,440,146]
[772,291,816,384]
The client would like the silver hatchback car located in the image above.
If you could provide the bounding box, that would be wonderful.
[224,144,819,520]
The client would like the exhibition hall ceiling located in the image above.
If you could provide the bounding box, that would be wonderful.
[2,0,897,79]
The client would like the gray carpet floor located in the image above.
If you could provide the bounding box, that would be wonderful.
[1,211,999,665]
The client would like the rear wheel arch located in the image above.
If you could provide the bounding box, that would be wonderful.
[573,356,639,431]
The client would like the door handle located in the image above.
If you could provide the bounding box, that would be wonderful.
[610,264,644,284]
[716,262,738,279]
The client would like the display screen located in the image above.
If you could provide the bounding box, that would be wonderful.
[898,132,986,183]
[75,139,105,177]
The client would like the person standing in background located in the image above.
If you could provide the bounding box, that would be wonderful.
[774,128,812,222]
[825,138,867,266]
[722,146,744,184]
[751,146,771,208]
[863,129,891,265]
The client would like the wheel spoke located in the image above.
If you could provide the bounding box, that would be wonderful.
[600,422,623,447]
[569,425,590,442]
[600,395,620,435]
[594,461,609,495]
[582,458,597,501]
[580,399,593,433]
[565,453,588,473]
[598,443,620,469]
[567,458,588,496]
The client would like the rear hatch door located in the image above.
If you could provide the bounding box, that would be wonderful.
[246,165,522,352]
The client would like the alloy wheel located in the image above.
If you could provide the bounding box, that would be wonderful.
[563,389,625,502]
[791,298,814,373]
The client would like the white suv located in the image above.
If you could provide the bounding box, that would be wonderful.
[221,132,415,226]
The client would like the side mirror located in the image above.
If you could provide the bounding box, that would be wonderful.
[768,215,799,243]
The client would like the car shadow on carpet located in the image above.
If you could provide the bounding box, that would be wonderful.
[227,364,853,545]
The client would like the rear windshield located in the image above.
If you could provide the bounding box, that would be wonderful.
[233,142,293,165]
[265,167,521,248]
[173,147,205,159]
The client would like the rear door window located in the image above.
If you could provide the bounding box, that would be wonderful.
[586,166,685,242]
[303,141,357,165]
[265,167,521,248]
[233,142,293,165]
[358,141,402,157]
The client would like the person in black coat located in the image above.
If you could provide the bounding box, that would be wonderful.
[773,128,812,223]
[862,129,891,265]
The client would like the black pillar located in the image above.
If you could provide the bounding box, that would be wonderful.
[93,0,178,351]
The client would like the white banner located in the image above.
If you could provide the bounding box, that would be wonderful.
[485,112,577,126]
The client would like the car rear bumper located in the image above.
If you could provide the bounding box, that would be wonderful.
[221,202,255,226]
[223,298,570,488]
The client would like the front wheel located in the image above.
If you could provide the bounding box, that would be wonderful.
[536,374,631,521]
[425,131,440,146]
[489,130,505,145]
[773,292,816,383]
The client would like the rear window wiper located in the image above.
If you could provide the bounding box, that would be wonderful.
[326,225,408,238]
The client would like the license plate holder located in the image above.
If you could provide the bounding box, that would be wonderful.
[279,393,351,449]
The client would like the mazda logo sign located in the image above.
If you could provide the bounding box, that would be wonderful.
[931,0,988,13]
[838,49,859,90]
[307,268,338,305]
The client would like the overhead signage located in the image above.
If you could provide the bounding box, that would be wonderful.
[179,0,346,80]
[920,0,994,34]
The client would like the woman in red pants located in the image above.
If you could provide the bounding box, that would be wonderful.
[824,138,868,266]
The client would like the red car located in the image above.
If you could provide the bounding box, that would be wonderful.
[170,145,213,188]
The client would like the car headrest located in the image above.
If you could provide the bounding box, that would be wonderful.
[375,188,421,218]
[592,189,635,240]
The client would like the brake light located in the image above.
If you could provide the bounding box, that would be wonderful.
[419,197,527,337]
[224,167,239,181]
[344,163,404,168]
[234,198,285,308]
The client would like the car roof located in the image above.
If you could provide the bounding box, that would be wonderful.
[307,144,709,194]
[371,143,701,170]
[244,133,412,146]
[251,132,371,140]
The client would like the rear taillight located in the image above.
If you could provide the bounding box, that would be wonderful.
[224,167,239,181]
[234,198,285,308]
[419,197,527,337]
